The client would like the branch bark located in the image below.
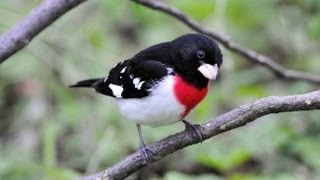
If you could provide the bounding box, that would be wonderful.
[0,0,319,85]
[84,90,320,180]
[0,1,319,178]
[132,0,320,84]
[0,0,88,63]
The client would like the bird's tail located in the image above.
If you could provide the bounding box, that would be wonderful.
[71,77,120,97]
[69,78,101,88]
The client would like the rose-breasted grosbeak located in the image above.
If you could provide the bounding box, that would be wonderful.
[71,33,223,163]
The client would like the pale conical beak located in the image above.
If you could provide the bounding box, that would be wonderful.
[197,63,219,80]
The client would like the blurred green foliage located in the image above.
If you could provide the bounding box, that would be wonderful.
[0,0,320,179]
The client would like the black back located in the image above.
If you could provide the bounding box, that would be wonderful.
[71,33,223,99]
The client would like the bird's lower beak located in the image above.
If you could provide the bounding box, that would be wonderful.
[197,63,219,80]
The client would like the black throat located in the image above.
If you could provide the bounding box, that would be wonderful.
[176,70,209,90]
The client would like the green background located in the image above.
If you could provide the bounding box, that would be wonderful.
[0,0,320,179]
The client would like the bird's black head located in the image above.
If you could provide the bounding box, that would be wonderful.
[170,33,223,89]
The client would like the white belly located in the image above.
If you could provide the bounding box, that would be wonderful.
[116,76,185,127]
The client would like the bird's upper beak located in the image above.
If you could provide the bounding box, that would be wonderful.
[197,63,219,80]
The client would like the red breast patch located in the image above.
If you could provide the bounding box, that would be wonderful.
[173,76,209,119]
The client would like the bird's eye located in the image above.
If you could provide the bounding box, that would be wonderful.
[197,50,205,59]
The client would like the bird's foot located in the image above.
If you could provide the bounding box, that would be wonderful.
[182,120,203,143]
[139,142,156,165]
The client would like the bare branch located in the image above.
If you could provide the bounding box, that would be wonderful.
[0,0,88,64]
[132,0,320,84]
[84,90,320,179]
[0,1,317,179]
[0,0,319,84]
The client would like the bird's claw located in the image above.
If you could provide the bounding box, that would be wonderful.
[182,120,203,143]
[140,142,156,164]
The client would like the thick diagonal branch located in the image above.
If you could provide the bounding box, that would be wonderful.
[0,0,319,85]
[0,0,88,63]
[132,0,320,84]
[84,90,320,180]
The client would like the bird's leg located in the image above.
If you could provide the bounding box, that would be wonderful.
[136,124,156,164]
[182,120,203,143]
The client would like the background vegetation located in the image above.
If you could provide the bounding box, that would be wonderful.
[0,0,320,179]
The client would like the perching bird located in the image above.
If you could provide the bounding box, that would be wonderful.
[70,33,223,163]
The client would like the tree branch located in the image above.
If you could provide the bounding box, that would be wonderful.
[84,90,320,180]
[0,0,319,85]
[0,0,88,64]
[0,0,318,179]
[132,0,320,84]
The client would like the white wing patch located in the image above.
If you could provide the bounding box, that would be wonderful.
[108,84,123,98]
[120,67,127,73]
[133,78,140,86]
[133,78,145,90]
[137,81,144,90]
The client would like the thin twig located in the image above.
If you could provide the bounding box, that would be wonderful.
[0,0,88,63]
[84,90,320,179]
[132,0,320,84]
[0,1,319,178]
[0,0,319,84]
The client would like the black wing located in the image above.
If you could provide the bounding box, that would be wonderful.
[71,41,174,98]
[71,59,173,99]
